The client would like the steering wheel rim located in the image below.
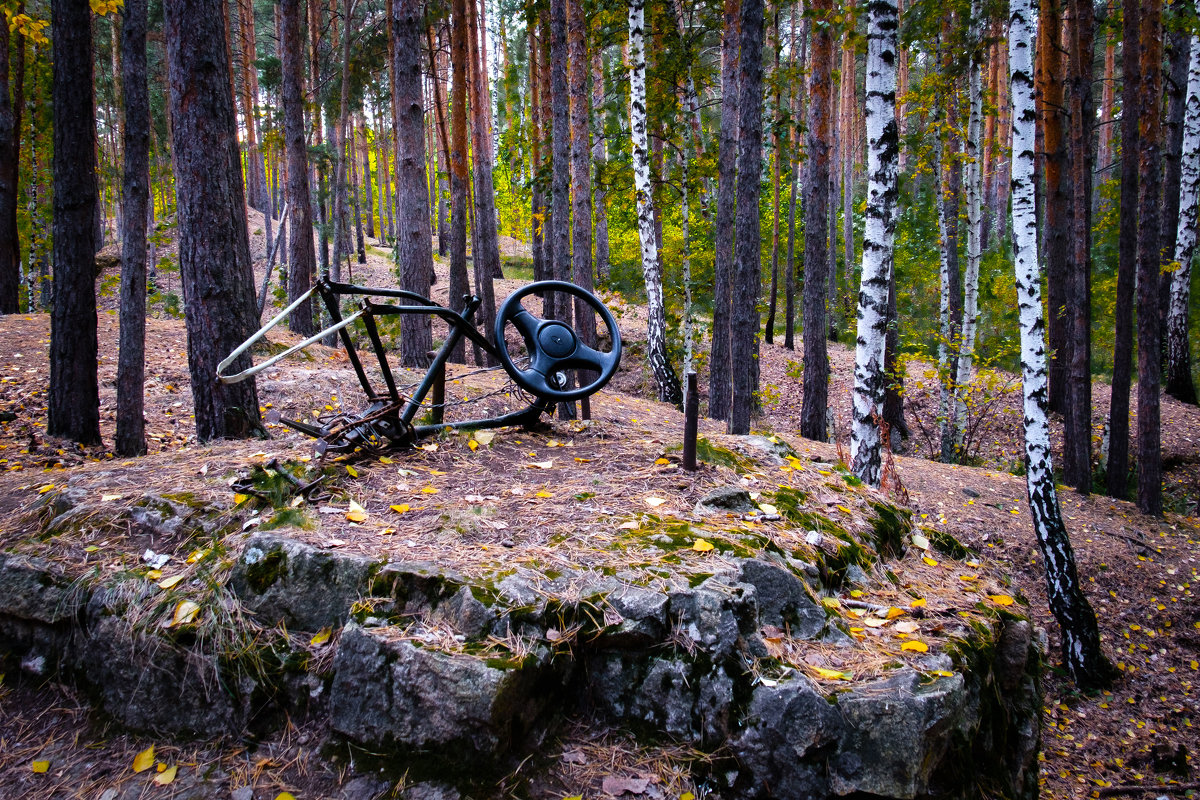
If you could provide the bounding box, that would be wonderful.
[493,281,623,402]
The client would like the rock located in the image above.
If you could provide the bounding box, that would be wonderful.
[829,669,969,798]
[231,788,255,800]
[668,583,755,661]
[842,564,871,588]
[994,619,1032,691]
[339,775,391,800]
[736,559,825,639]
[429,586,495,639]
[401,782,461,800]
[631,658,696,741]
[729,675,844,798]
[0,553,82,625]
[330,624,565,767]
[231,533,381,631]
[602,586,669,646]
[375,561,468,615]
[739,435,797,464]
[696,486,754,513]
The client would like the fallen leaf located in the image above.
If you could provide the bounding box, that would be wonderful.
[618,521,639,530]
[417,443,438,452]
[170,601,200,627]
[863,617,888,627]
[275,794,297,800]
[234,493,251,505]
[346,465,358,478]
[645,496,667,507]
[421,486,439,494]
[910,598,927,608]
[528,459,554,469]
[101,494,123,502]
[901,640,929,653]
[810,666,852,680]
[988,594,1015,606]
[654,457,670,465]
[132,745,156,773]
[473,431,495,446]
[157,575,184,590]
[346,500,367,522]
[885,606,906,619]
[153,765,178,785]
[821,597,841,609]
[536,490,553,498]
[692,538,715,552]
[379,456,394,464]
[601,775,652,795]
[910,533,930,550]
[310,628,332,646]
[31,760,49,773]
[929,669,955,678]
[836,504,852,514]
[922,556,939,567]
[390,504,410,514]
[894,620,920,634]
[468,439,479,451]
[758,502,778,515]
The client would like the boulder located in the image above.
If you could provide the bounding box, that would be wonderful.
[736,559,825,639]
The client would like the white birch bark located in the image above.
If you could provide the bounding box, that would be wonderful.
[935,113,956,461]
[1167,34,1200,399]
[955,0,984,446]
[849,0,899,486]
[628,0,681,404]
[1010,0,1111,688]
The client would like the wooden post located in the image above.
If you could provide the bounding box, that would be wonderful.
[683,372,699,470]
[428,349,445,425]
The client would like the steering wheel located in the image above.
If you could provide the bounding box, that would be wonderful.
[493,281,623,402]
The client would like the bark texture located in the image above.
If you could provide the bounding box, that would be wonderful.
[164,0,263,441]
[281,0,316,336]
[48,0,101,445]
[448,0,470,362]
[849,0,899,486]
[1167,34,1200,405]
[709,0,740,421]
[0,16,18,313]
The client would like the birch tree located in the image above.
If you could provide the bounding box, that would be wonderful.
[1166,34,1200,405]
[1009,0,1113,689]
[849,0,899,486]
[628,0,682,405]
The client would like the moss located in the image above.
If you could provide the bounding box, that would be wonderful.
[868,502,913,560]
[665,437,757,472]
[928,528,977,560]
[244,549,287,594]
[258,507,315,532]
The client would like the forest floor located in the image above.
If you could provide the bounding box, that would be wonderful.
[0,210,1198,799]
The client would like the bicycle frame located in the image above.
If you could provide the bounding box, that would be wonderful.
[218,276,551,454]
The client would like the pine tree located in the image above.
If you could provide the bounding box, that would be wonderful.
[281,0,316,337]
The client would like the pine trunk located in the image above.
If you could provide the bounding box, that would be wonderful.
[235,0,269,213]
[569,0,596,352]
[1010,0,1113,690]
[592,47,610,282]
[1136,0,1163,516]
[765,17,782,347]
[0,17,18,313]
[730,0,765,434]
[448,0,471,363]
[164,0,263,441]
[360,119,374,240]
[709,0,740,421]
[48,0,101,445]
[550,0,572,329]
[629,0,682,406]
[281,0,316,336]
[392,0,434,367]
[116,0,150,457]
[849,0,899,486]
[467,0,500,358]
[1039,0,1070,415]
[801,0,833,442]
[1166,34,1200,405]
[528,15,547,288]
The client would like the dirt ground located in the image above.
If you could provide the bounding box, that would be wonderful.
[1,210,1199,799]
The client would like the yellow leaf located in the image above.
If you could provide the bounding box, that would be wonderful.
[154,765,178,785]
[849,589,864,598]
[170,601,199,627]
[810,666,852,680]
[186,549,208,564]
[37,484,55,494]
[885,606,906,619]
[310,628,332,646]
[836,504,852,514]
[417,443,438,452]
[645,496,667,507]
[31,760,49,773]
[101,493,123,502]
[1190,660,1198,670]
[821,597,841,609]
[421,486,439,494]
[468,439,479,451]
[901,640,929,653]
[379,456,394,464]
[132,745,156,773]
[757,503,778,515]
[234,493,251,505]
[929,669,954,677]
[529,459,554,469]
[346,500,367,522]
[910,598,927,608]
[157,575,184,590]
[390,504,410,514]
[655,457,670,465]
[922,556,939,567]
[429,469,449,476]
[275,794,297,800]
[681,794,696,800]
[863,617,888,627]
[536,490,553,498]
[346,465,358,478]
[474,431,496,446]
[146,569,163,581]
[894,620,919,634]
[692,538,715,552]
[988,594,1015,606]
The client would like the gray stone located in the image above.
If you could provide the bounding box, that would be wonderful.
[843,564,871,587]
[330,624,565,765]
[739,434,797,464]
[339,775,391,800]
[376,561,468,615]
[729,675,844,799]
[603,586,669,646]
[231,788,255,800]
[0,553,82,625]
[668,580,756,661]
[401,782,461,800]
[736,559,825,639]
[995,619,1033,691]
[429,586,495,639]
[631,658,695,740]
[231,533,381,631]
[696,486,754,513]
[829,669,970,798]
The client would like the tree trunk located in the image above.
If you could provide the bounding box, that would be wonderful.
[528,14,547,289]
[569,0,596,354]
[709,0,740,421]
[592,46,610,283]
[1038,0,1070,415]
[0,15,19,313]
[935,110,958,462]
[849,0,899,486]
[801,0,833,442]
[1166,34,1200,405]
[281,0,316,336]
[730,0,765,434]
[1136,0,1163,516]
[629,0,682,406]
[468,0,500,359]
[392,0,434,368]
[1063,0,1095,491]
[1108,0,1139,498]
[765,14,782,347]
[1161,14,1190,330]
[164,0,263,441]
[1009,0,1113,690]
[116,0,150,457]
[783,1,806,353]
[48,0,101,445]
[550,0,572,333]
[350,124,366,265]
[235,0,269,213]
[360,118,374,240]
[448,0,471,363]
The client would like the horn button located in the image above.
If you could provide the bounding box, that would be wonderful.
[538,322,577,359]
